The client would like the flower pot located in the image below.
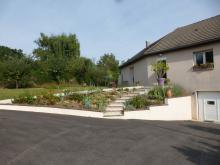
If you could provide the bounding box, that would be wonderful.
[157,78,165,86]
[166,88,172,98]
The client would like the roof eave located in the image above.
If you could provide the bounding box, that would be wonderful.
[119,38,220,69]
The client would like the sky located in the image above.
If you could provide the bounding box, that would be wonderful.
[0,0,220,63]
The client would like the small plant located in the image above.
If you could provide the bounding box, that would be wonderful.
[193,63,214,71]
[126,95,149,109]
[164,78,171,85]
[171,84,184,97]
[63,89,71,96]
[147,86,165,101]
[124,102,135,111]
[83,97,91,109]
[67,93,85,102]
[96,100,106,111]
[124,88,129,92]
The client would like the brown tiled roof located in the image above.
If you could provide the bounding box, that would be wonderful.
[120,15,220,68]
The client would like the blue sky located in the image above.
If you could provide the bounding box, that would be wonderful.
[0,0,219,62]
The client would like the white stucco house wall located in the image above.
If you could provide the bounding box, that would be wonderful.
[119,15,220,122]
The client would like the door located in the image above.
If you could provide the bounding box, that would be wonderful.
[204,99,218,121]
[198,92,220,122]
[129,67,134,85]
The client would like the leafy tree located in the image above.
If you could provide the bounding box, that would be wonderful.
[0,46,33,88]
[1,56,32,88]
[33,33,80,60]
[33,33,81,84]
[71,57,96,85]
[0,46,23,60]
[97,53,119,84]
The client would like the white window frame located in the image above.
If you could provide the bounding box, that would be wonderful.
[193,50,213,65]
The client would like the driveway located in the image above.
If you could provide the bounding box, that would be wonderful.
[0,110,219,165]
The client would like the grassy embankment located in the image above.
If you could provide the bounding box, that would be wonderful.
[0,85,99,100]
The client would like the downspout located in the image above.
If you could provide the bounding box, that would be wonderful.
[195,91,199,121]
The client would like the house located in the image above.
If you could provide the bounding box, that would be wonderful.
[119,15,220,122]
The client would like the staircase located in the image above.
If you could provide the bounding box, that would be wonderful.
[103,87,147,117]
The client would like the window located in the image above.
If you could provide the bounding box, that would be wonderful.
[194,50,214,65]
[205,51,214,63]
[193,50,214,71]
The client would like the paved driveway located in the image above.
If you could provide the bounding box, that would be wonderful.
[0,110,219,165]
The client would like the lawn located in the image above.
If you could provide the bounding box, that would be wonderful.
[0,86,99,100]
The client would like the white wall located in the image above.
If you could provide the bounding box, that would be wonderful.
[123,96,192,120]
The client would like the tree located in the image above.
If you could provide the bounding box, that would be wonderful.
[71,57,96,85]
[151,60,169,79]
[0,46,23,60]
[1,56,32,88]
[97,53,119,85]
[33,33,80,60]
[0,46,33,88]
[33,33,81,84]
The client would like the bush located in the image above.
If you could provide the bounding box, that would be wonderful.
[147,84,185,100]
[13,92,60,105]
[13,93,36,104]
[66,93,85,102]
[36,92,60,105]
[171,84,184,97]
[83,97,92,109]
[147,86,165,101]
[124,102,135,110]
[126,95,149,109]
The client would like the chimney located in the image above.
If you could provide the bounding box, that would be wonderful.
[145,41,150,48]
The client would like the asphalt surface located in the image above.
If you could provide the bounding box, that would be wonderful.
[0,110,219,165]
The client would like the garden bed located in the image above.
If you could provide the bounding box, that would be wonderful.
[12,88,136,112]
[124,85,188,111]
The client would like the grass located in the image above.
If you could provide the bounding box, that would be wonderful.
[0,86,99,100]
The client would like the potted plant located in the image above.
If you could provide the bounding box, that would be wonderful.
[151,61,169,86]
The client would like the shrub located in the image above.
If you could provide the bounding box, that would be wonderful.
[36,92,60,105]
[171,84,184,97]
[13,92,60,105]
[124,88,129,92]
[151,61,169,79]
[67,93,85,102]
[83,97,92,109]
[126,95,149,109]
[147,86,165,101]
[63,89,71,96]
[13,93,36,104]
[124,102,135,110]
[96,99,106,111]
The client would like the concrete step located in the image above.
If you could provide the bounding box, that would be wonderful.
[103,110,123,117]
[120,96,132,100]
[106,106,123,111]
[108,102,124,107]
[123,93,138,97]
[115,99,126,103]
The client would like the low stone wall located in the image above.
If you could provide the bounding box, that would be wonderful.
[0,96,193,121]
[0,105,103,118]
[123,96,192,120]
